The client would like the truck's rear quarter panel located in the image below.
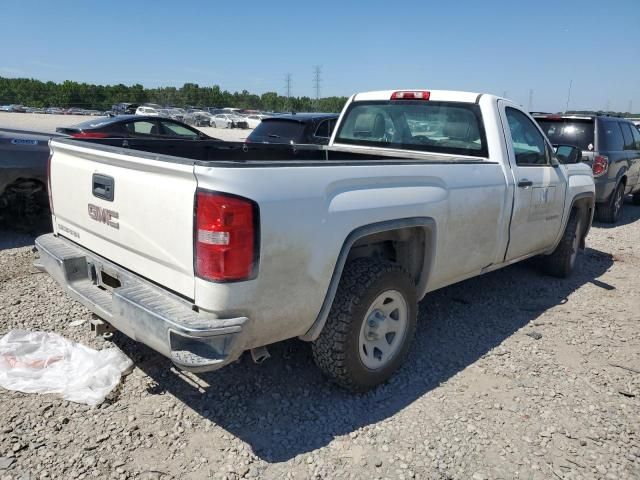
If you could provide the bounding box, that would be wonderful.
[194,161,508,348]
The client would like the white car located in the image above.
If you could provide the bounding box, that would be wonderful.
[245,114,269,129]
[135,106,160,116]
[211,114,235,128]
[38,89,595,391]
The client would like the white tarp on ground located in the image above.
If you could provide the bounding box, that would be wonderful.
[0,330,132,406]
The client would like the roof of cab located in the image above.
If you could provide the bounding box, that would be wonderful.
[352,89,484,103]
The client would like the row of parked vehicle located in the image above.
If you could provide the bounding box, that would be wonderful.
[130,103,271,130]
[0,105,106,116]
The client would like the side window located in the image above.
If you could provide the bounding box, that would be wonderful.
[314,120,329,138]
[505,107,548,166]
[160,121,199,138]
[125,120,158,136]
[599,121,624,151]
[630,124,640,150]
[619,122,635,150]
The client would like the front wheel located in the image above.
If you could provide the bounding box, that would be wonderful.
[311,258,417,392]
[540,210,583,278]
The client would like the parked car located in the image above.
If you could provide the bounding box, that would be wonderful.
[246,112,338,145]
[45,107,64,115]
[0,128,64,226]
[213,114,248,129]
[534,114,640,222]
[56,115,217,140]
[112,103,139,115]
[37,89,594,392]
[184,110,214,127]
[7,105,26,113]
[168,108,185,121]
[245,114,270,129]
[135,106,160,116]
[65,108,86,115]
[206,107,226,116]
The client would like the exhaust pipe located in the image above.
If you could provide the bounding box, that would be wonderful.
[250,346,270,364]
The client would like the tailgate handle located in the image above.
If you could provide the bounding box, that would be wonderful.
[92,174,114,201]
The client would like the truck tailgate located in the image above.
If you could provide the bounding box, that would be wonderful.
[49,140,197,299]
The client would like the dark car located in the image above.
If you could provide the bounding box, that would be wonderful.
[246,113,339,145]
[0,128,64,228]
[56,115,218,140]
[533,114,640,222]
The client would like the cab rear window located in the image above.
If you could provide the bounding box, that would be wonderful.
[334,101,487,157]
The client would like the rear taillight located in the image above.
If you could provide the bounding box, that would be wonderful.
[194,190,258,282]
[390,91,430,100]
[71,132,109,138]
[592,155,608,177]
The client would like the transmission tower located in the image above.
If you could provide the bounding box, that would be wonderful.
[284,73,292,111]
[313,65,322,109]
[285,73,292,97]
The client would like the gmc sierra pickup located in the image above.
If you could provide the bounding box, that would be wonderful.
[36,90,595,391]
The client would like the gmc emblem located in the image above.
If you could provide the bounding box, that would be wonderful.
[88,204,119,229]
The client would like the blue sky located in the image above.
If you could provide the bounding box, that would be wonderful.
[0,0,638,112]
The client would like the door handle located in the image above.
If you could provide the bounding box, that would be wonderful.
[518,179,533,188]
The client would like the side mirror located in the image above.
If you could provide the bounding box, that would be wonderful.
[554,144,582,164]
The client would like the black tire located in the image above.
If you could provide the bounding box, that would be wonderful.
[632,192,640,206]
[541,210,583,278]
[311,258,417,392]
[596,182,624,223]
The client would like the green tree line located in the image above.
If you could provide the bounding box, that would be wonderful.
[0,77,348,113]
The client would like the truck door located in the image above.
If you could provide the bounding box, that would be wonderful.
[499,103,567,261]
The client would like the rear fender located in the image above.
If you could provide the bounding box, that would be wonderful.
[299,217,436,341]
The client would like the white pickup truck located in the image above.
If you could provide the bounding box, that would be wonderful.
[36,89,595,391]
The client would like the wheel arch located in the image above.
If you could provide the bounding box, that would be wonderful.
[568,192,595,249]
[300,217,436,341]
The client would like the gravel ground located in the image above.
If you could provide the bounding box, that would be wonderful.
[0,202,639,480]
[0,112,249,142]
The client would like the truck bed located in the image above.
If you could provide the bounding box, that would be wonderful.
[74,137,489,165]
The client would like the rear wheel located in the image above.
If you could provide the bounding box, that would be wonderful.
[311,258,417,392]
[541,209,583,278]
[596,182,624,223]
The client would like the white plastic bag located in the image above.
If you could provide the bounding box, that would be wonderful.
[0,330,132,406]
